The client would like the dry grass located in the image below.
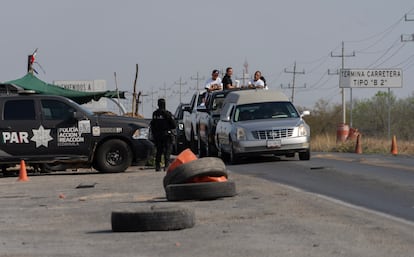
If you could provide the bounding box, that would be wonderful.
[311,133,414,156]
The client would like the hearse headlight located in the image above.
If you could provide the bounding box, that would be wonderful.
[236,127,246,140]
[298,124,308,136]
[133,127,149,139]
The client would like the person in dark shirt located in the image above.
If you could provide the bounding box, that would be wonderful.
[150,98,176,171]
[222,67,236,89]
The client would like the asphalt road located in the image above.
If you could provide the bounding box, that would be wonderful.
[1,154,414,257]
[230,152,414,222]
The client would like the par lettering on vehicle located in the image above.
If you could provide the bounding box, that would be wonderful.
[2,131,30,144]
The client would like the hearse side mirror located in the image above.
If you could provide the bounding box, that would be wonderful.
[300,110,310,118]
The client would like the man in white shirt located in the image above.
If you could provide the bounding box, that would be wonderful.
[204,69,223,92]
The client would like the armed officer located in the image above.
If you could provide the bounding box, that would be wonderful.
[150,98,176,171]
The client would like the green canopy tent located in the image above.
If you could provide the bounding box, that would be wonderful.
[1,73,125,105]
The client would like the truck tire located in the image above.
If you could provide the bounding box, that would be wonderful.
[190,130,198,154]
[207,139,218,157]
[163,157,227,188]
[198,137,207,157]
[228,141,239,165]
[299,149,311,160]
[165,181,237,201]
[111,206,195,232]
[94,139,132,173]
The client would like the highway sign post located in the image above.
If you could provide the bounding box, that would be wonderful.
[339,68,403,139]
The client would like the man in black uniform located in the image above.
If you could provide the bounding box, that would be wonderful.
[150,98,176,171]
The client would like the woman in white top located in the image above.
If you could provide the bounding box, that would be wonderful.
[248,71,267,89]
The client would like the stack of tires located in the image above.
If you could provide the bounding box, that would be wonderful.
[111,149,236,233]
[163,149,237,201]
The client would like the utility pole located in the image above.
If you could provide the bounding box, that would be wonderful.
[159,82,168,99]
[236,60,250,87]
[174,77,187,104]
[191,72,205,91]
[330,41,355,125]
[401,14,414,42]
[405,13,414,21]
[282,62,305,103]
[147,88,158,114]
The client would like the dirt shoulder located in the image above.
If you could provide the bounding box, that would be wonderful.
[0,167,413,257]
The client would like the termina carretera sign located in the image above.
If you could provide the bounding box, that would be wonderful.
[339,69,402,88]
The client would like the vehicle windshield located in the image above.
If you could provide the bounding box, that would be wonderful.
[234,102,299,122]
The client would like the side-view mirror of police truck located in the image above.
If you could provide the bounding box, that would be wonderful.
[0,94,154,175]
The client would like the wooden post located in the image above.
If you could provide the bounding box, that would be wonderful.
[132,64,139,117]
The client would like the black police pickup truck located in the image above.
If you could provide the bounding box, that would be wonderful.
[0,94,154,173]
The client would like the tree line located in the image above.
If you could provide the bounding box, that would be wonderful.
[302,91,414,141]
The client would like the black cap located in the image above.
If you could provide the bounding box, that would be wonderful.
[158,98,166,109]
[212,69,219,75]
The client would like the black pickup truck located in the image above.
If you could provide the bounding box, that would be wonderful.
[0,93,154,174]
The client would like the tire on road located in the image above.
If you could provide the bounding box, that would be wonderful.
[111,206,195,232]
[165,181,237,201]
[163,157,227,188]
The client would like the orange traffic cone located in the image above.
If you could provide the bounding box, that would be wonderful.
[391,135,398,156]
[166,148,197,173]
[355,134,362,154]
[17,160,29,182]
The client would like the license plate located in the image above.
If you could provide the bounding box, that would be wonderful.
[267,139,281,148]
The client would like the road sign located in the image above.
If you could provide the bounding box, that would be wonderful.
[339,69,402,88]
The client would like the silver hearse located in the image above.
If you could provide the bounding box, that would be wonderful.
[215,89,310,163]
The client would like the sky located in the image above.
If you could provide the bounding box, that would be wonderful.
[1,0,414,118]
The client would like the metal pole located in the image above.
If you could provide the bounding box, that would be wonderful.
[350,88,353,128]
[388,88,391,140]
[341,42,346,124]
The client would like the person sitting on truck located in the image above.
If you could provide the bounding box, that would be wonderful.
[222,67,236,89]
[204,69,223,92]
[247,71,267,89]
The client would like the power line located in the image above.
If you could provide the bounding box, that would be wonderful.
[374,43,406,68]
[281,61,305,103]
[159,82,169,99]
[190,72,205,91]
[367,37,401,68]
[174,77,188,104]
